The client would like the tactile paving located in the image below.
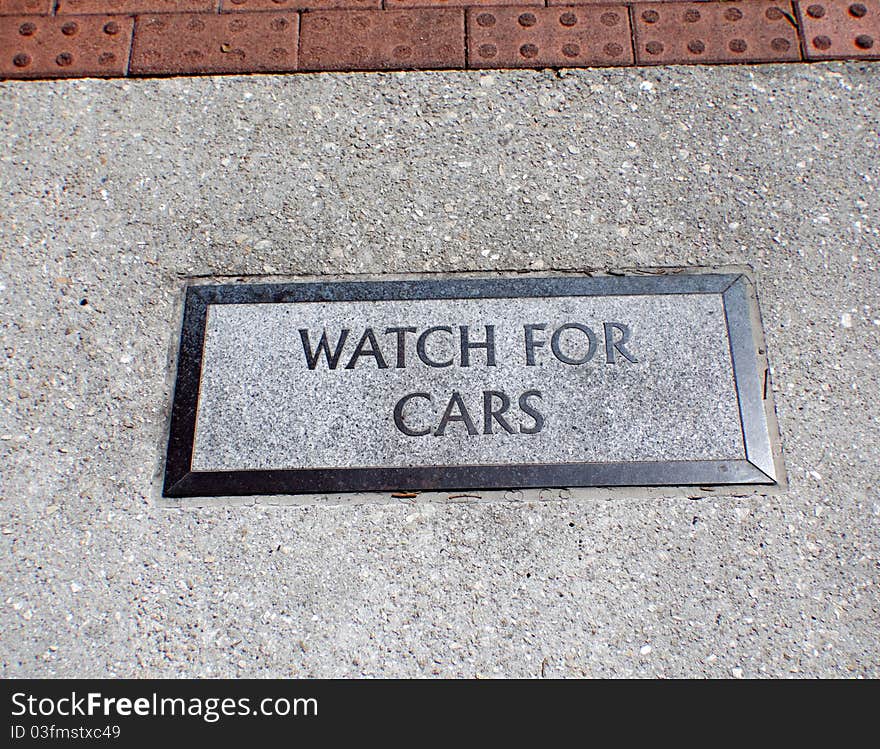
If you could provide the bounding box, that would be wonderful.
[0,14,133,78]
[58,0,218,14]
[633,1,802,64]
[2,0,880,79]
[467,6,634,68]
[299,9,465,70]
[130,12,298,74]
[796,0,880,59]
[0,0,52,15]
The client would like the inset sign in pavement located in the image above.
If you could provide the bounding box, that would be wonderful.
[162,273,781,498]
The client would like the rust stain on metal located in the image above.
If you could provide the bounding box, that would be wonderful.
[467,6,634,68]
[0,14,133,78]
[57,0,218,14]
[299,9,466,71]
[130,12,299,74]
[633,1,802,64]
[796,0,880,59]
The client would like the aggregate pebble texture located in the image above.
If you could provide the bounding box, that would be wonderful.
[1,0,880,78]
[1,64,879,677]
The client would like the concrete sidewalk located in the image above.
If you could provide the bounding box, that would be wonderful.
[1,63,878,677]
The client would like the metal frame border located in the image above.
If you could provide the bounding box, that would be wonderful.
[162,273,777,498]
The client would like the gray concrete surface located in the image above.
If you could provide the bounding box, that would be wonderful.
[1,63,878,677]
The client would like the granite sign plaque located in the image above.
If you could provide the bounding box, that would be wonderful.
[162,273,779,498]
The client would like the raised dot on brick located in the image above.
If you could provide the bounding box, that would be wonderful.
[771,37,790,52]
[849,3,867,18]
[724,8,743,22]
[600,11,619,26]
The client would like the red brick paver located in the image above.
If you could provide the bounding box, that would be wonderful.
[1,0,879,79]
[467,6,633,68]
[57,0,218,14]
[387,0,542,8]
[633,1,801,64]
[547,0,661,4]
[0,14,133,77]
[220,0,379,12]
[0,0,52,15]
[797,0,880,59]
[130,12,298,74]
[299,9,465,70]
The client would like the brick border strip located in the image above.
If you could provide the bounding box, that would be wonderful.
[1,0,877,79]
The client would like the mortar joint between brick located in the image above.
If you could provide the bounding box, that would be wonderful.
[125,14,137,77]
[295,10,302,73]
[626,3,638,69]
[790,1,810,62]
[463,5,469,70]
